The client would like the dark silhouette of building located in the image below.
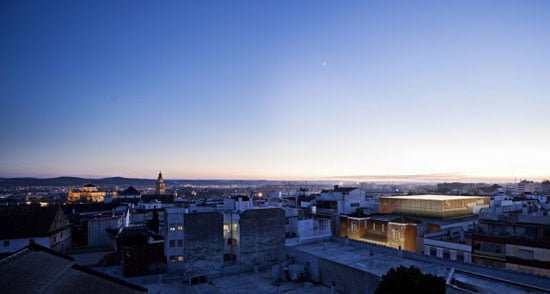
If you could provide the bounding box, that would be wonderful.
[0,206,71,254]
[0,244,147,293]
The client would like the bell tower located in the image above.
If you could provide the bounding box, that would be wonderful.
[156,171,166,194]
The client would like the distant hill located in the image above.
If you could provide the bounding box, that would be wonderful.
[0,177,321,187]
[0,177,157,187]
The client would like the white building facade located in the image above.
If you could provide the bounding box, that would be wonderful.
[164,207,186,271]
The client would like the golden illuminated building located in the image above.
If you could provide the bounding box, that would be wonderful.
[378,195,490,218]
[340,215,417,252]
[67,184,107,202]
[156,172,166,194]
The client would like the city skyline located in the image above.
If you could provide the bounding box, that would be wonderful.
[1,1,550,180]
[1,171,548,184]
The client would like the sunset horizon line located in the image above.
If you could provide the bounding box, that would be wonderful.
[2,172,548,183]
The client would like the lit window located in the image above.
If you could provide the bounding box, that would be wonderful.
[177,225,183,231]
[392,230,400,240]
[177,255,184,262]
[223,224,230,234]
[351,222,358,233]
[169,226,176,231]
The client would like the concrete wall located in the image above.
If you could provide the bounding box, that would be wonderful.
[283,245,379,294]
[239,208,285,271]
[0,237,49,253]
[342,189,368,214]
[318,258,380,294]
[298,218,331,240]
[183,212,224,278]
[282,246,321,282]
[50,227,72,253]
[88,217,121,248]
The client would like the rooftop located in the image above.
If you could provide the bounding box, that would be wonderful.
[93,266,329,294]
[447,269,549,294]
[0,206,63,239]
[381,195,488,201]
[322,186,358,193]
[119,186,141,196]
[294,241,447,277]
[291,239,550,291]
[0,244,146,293]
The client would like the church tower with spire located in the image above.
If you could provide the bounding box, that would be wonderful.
[156,171,166,194]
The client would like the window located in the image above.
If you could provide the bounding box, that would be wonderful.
[177,255,184,262]
[373,223,376,230]
[518,249,534,260]
[479,242,503,254]
[457,251,465,262]
[350,203,359,207]
[177,240,183,247]
[3,240,9,247]
[169,226,176,232]
[169,256,176,263]
[224,253,236,262]
[169,240,175,247]
[177,224,183,231]
[381,224,385,233]
[223,224,230,234]
[392,229,400,240]
[350,222,358,233]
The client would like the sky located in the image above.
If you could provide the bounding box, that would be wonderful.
[1,0,549,180]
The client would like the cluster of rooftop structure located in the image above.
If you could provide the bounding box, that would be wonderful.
[1,175,549,293]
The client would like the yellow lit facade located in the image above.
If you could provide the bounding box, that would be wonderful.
[379,195,490,218]
[67,184,107,202]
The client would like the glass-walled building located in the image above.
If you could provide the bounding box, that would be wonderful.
[378,195,490,218]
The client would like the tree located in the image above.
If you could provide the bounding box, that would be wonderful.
[375,266,445,294]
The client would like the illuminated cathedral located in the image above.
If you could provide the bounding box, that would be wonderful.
[156,171,166,194]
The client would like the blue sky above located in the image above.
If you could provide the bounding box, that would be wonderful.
[1,0,549,179]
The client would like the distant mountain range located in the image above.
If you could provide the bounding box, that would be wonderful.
[0,177,317,187]
[0,177,157,187]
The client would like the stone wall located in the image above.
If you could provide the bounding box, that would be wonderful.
[239,208,285,270]
[183,212,224,278]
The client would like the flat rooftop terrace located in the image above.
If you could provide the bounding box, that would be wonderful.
[92,267,330,294]
[295,241,448,278]
[291,239,550,292]
[381,195,488,201]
